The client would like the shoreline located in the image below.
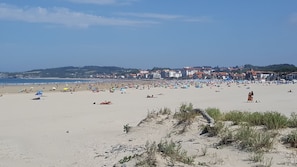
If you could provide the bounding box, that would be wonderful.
[0,79,156,94]
[0,78,295,94]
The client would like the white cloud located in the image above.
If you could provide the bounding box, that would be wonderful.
[117,12,183,20]
[67,0,137,5]
[0,3,156,28]
[117,12,213,23]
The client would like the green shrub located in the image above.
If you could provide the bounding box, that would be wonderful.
[282,130,297,148]
[138,140,194,166]
[157,140,194,165]
[206,108,222,122]
[217,128,234,146]
[223,111,248,125]
[223,111,288,130]
[235,125,274,152]
[174,103,199,125]
[251,131,274,152]
[203,122,225,137]
[235,125,256,150]
[179,103,193,112]
[246,112,264,126]
[288,112,297,128]
[136,141,157,166]
[262,112,287,130]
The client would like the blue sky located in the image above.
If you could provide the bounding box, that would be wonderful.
[0,0,297,72]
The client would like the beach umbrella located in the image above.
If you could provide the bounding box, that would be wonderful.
[120,87,126,94]
[32,90,43,100]
[35,90,43,96]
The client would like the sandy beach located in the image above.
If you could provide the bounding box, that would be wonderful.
[0,81,297,167]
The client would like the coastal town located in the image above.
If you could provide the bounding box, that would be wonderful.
[131,66,297,82]
[1,64,297,82]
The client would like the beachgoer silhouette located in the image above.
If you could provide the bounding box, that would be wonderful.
[247,91,254,102]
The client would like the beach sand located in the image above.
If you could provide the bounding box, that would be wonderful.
[0,81,296,166]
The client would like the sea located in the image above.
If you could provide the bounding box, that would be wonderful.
[0,78,103,86]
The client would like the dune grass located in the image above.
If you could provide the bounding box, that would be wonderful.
[282,130,297,148]
[157,140,194,165]
[118,105,297,166]
[235,125,275,152]
[173,103,199,126]
[205,108,222,122]
[206,109,292,130]
[288,112,297,128]
[204,108,296,152]
[135,140,194,166]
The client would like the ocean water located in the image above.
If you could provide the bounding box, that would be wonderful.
[0,78,92,85]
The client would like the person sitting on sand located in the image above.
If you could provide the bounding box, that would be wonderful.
[100,101,111,105]
[147,95,154,98]
[247,91,254,102]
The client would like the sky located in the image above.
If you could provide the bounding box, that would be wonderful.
[0,0,297,72]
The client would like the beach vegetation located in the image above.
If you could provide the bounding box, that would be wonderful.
[138,108,171,126]
[221,111,263,126]
[282,130,297,148]
[119,154,138,164]
[146,111,158,120]
[123,124,131,134]
[157,139,194,165]
[234,125,255,150]
[173,103,200,134]
[249,151,264,162]
[222,111,249,125]
[136,141,158,166]
[205,108,222,122]
[174,103,199,126]
[202,121,225,137]
[245,112,264,126]
[217,128,234,146]
[117,105,297,167]
[215,124,275,152]
[158,107,171,115]
[235,125,274,152]
[179,103,194,112]
[287,112,297,128]
[262,112,287,130]
[135,140,194,166]
[221,111,287,130]
[137,111,158,126]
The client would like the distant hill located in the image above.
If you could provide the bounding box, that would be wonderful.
[1,64,296,79]
[24,66,140,78]
[243,64,297,73]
